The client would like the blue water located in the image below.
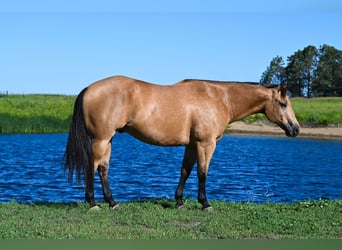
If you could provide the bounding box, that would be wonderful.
[0,133,341,204]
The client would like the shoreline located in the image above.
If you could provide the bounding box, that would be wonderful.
[0,121,341,140]
[225,121,342,140]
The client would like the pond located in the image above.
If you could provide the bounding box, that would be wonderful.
[0,133,341,204]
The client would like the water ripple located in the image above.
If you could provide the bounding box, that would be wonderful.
[0,133,341,204]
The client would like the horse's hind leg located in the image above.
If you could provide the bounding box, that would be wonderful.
[93,139,118,209]
[85,177,97,209]
[175,145,197,209]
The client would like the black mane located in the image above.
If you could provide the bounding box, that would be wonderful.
[183,79,259,85]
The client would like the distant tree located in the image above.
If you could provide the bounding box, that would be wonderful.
[260,56,285,85]
[285,45,318,98]
[285,51,304,97]
[313,44,342,97]
[262,44,342,97]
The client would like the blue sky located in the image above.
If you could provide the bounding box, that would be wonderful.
[1,0,342,94]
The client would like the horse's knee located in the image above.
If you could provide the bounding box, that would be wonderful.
[98,163,109,177]
[197,169,207,179]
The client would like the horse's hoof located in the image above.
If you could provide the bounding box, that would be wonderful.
[177,204,187,210]
[202,206,213,212]
[90,205,100,211]
[111,204,120,210]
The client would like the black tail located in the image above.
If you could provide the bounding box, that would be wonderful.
[64,87,93,185]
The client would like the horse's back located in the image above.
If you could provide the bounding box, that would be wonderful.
[130,79,230,144]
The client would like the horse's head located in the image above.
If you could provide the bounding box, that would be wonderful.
[264,85,300,137]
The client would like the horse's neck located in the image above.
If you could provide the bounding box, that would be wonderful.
[225,85,270,123]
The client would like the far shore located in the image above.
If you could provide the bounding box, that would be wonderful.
[225,121,342,140]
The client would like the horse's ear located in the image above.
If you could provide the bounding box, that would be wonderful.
[278,84,287,98]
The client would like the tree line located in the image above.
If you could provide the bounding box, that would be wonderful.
[260,44,342,97]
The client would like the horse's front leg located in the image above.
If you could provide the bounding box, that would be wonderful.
[175,145,197,209]
[196,141,216,211]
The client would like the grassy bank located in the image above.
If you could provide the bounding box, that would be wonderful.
[1,95,342,134]
[0,199,341,239]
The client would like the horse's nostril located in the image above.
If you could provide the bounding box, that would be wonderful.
[285,123,300,137]
[295,126,300,135]
[292,125,300,137]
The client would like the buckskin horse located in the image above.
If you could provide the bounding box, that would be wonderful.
[64,75,300,210]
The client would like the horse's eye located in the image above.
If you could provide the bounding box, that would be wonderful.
[279,102,287,108]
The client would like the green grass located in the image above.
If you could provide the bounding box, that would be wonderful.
[0,95,74,133]
[1,95,342,134]
[0,199,341,239]
[292,97,342,126]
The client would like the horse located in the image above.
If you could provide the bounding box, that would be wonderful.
[64,75,300,210]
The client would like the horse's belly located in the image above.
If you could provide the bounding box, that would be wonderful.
[122,123,190,146]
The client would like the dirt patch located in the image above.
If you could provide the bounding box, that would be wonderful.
[226,121,342,140]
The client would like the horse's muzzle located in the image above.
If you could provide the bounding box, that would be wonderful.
[285,123,300,137]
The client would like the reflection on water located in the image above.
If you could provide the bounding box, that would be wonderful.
[0,133,341,203]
